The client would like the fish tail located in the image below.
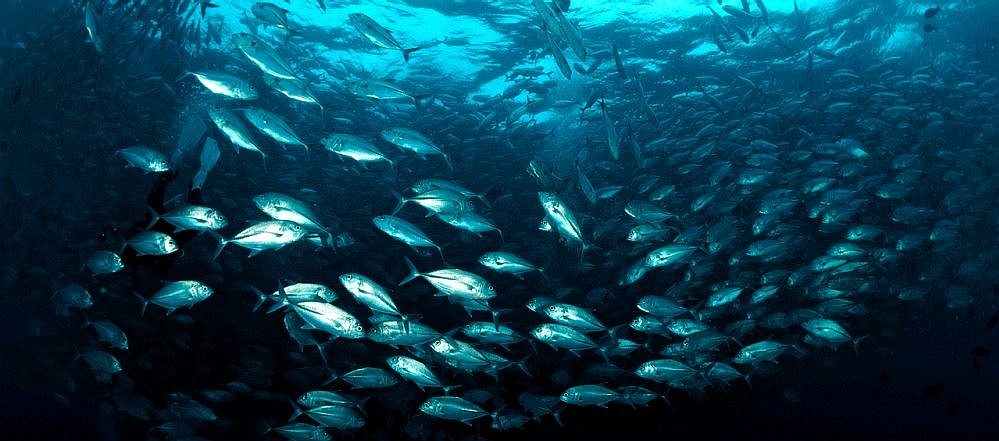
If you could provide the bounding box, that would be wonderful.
[315,341,331,365]
[257,421,273,437]
[286,399,303,422]
[134,291,150,317]
[435,245,447,265]
[475,192,492,209]
[250,286,267,312]
[400,256,421,286]
[386,159,398,180]
[265,280,291,314]
[321,367,339,386]
[442,153,454,172]
[389,190,406,215]
[145,205,162,230]
[852,335,868,356]
[209,231,228,260]
[402,46,423,62]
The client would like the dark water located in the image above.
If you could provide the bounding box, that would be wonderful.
[1,1,998,440]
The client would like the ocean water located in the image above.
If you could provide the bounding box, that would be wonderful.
[0,1,997,440]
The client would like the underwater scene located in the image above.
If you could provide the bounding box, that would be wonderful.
[0,0,997,440]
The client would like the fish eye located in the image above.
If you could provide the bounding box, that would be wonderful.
[345,275,352,280]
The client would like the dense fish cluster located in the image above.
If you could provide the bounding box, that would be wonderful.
[2,0,998,440]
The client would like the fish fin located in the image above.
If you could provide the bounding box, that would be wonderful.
[399,256,421,286]
[247,249,263,258]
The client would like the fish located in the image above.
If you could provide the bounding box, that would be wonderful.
[478,251,543,279]
[147,205,228,232]
[84,250,124,275]
[123,231,179,256]
[208,104,267,161]
[372,215,445,260]
[380,127,452,171]
[212,220,307,259]
[251,2,292,30]
[232,33,300,80]
[136,281,213,316]
[599,96,619,160]
[254,193,333,244]
[722,4,760,20]
[191,137,221,191]
[560,385,618,407]
[400,256,496,301]
[114,146,170,173]
[292,301,365,339]
[84,2,104,53]
[543,28,572,80]
[252,282,337,313]
[538,192,589,260]
[180,71,258,100]
[242,108,308,152]
[348,13,424,62]
[264,76,322,109]
[924,7,941,19]
[386,356,453,392]
[339,273,403,318]
[321,133,394,170]
[419,396,490,424]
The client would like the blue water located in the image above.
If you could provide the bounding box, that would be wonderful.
[0,1,997,440]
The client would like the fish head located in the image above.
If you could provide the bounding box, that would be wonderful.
[430,337,454,353]
[279,222,306,238]
[418,399,437,414]
[193,283,213,300]
[160,235,179,254]
[626,228,642,241]
[410,180,432,194]
[537,218,552,232]
[347,13,367,27]
[635,363,656,378]
[231,32,259,50]
[537,191,558,205]
[253,193,278,210]
[477,253,496,266]
[338,274,368,295]
[530,325,552,340]
[346,322,365,339]
[346,81,366,96]
[321,135,344,151]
